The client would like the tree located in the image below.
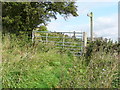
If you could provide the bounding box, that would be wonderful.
[35,25,48,31]
[2,2,78,38]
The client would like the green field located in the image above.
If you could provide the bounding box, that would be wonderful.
[2,34,119,88]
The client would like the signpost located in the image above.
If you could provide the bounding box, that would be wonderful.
[87,12,93,41]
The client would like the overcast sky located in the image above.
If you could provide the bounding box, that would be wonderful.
[46,1,118,42]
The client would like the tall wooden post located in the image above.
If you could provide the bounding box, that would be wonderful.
[87,12,93,41]
[90,12,93,41]
[83,32,87,53]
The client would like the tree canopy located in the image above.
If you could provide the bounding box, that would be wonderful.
[2,2,78,37]
[36,25,48,31]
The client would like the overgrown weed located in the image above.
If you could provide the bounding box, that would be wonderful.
[2,34,119,88]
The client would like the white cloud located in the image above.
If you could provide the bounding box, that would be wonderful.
[46,21,62,32]
[94,14,118,41]
[46,15,64,31]
[95,15,117,30]
[47,14,118,41]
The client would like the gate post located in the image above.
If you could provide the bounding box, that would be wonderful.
[32,31,35,42]
[83,32,87,53]
[72,31,76,40]
[62,34,65,48]
[46,33,48,43]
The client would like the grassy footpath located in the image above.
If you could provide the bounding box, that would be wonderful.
[2,34,119,88]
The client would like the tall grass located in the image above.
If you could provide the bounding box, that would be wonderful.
[2,34,119,88]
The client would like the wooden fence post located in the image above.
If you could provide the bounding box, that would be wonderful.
[83,32,87,53]
[72,31,76,40]
[63,34,65,48]
[46,33,48,43]
[32,31,35,42]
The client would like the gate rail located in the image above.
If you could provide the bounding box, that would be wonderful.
[32,31,87,56]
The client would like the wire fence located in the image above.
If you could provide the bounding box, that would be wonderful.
[32,31,87,56]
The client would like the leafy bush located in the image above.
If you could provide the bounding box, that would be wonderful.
[85,40,119,65]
